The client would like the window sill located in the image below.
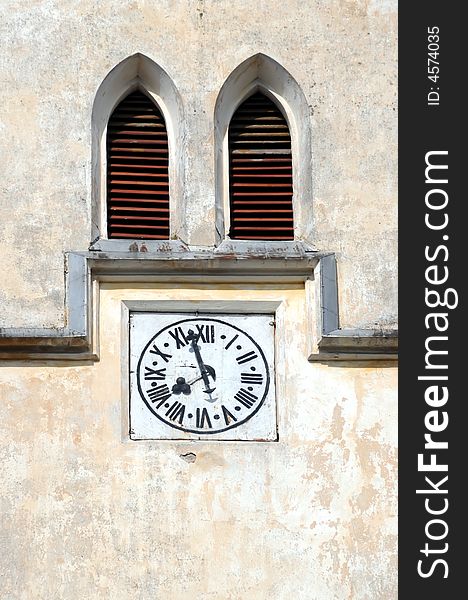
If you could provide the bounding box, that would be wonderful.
[214,239,317,258]
[89,238,190,253]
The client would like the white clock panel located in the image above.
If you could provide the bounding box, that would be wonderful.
[129,312,277,441]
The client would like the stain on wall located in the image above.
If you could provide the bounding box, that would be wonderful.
[0,1,397,597]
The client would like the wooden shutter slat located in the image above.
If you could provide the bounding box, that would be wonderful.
[110,148,169,154]
[111,140,168,146]
[232,201,293,206]
[234,226,293,231]
[110,117,164,122]
[110,162,168,167]
[232,161,292,170]
[232,192,292,197]
[232,182,292,188]
[109,196,168,201]
[110,171,168,176]
[109,206,169,213]
[110,180,169,186]
[109,215,169,221]
[110,187,169,194]
[106,233,168,239]
[230,132,290,138]
[110,163,168,167]
[107,90,170,239]
[232,157,291,162]
[230,123,287,129]
[109,131,167,136]
[109,224,169,230]
[232,147,291,152]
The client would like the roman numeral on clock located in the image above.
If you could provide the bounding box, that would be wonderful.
[149,344,172,363]
[236,350,258,365]
[146,384,171,406]
[225,334,238,350]
[234,388,258,408]
[144,366,167,380]
[196,407,212,429]
[165,401,185,425]
[168,326,189,349]
[221,405,238,426]
[195,324,215,343]
[240,372,263,385]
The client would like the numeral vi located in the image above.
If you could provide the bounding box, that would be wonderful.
[196,407,212,429]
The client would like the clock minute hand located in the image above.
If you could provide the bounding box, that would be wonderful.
[187,329,216,394]
[187,365,216,386]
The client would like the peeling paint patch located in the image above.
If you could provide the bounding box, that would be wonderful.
[180,452,197,463]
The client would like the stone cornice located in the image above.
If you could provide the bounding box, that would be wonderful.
[0,245,397,362]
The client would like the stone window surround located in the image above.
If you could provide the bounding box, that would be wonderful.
[0,54,397,361]
[90,53,185,247]
[213,53,312,244]
[90,52,313,248]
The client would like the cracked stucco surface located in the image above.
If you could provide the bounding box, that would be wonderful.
[0,2,397,597]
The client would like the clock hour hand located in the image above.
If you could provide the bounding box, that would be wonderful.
[186,329,216,394]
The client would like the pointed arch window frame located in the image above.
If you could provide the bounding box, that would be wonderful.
[90,54,186,252]
[214,54,313,248]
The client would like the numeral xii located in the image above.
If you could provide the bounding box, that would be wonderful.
[195,324,215,344]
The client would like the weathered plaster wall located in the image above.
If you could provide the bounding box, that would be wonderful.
[0,0,397,330]
[1,3,398,595]
[0,283,397,598]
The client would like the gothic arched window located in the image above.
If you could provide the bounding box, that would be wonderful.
[228,91,294,240]
[106,90,170,239]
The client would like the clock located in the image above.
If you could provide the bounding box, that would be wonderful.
[129,312,277,440]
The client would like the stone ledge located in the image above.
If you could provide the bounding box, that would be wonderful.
[309,330,398,363]
[309,253,398,362]
[0,248,398,362]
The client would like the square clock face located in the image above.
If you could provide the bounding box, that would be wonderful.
[129,312,277,441]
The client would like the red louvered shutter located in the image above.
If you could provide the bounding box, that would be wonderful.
[228,92,294,240]
[106,90,170,239]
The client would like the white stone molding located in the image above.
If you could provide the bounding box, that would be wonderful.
[90,53,185,247]
[214,53,313,245]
